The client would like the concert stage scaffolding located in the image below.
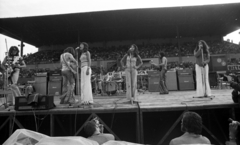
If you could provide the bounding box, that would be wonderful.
[0,89,239,145]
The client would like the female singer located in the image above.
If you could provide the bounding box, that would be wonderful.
[120,44,143,103]
[2,46,26,105]
[194,40,211,97]
[60,47,78,104]
[79,42,93,105]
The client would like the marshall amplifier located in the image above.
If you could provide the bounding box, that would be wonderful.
[166,70,178,91]
[48,71,62,95]
[177,69,195,90]
[34,73,48,95]
[148,71,160,92]
[15,95,55,111]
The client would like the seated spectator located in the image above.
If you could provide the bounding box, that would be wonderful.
[169,111,211,145]
[226,119,239,145]
[84,118,115,145]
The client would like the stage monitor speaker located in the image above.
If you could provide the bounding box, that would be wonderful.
[15,95,55,111]
[148,71,160,92]
[209,54,227,71]
[177,69,194,90]
[48,81,62,95]
[34,74,48,95]
[209,72,218,87]
[166,71,178,91]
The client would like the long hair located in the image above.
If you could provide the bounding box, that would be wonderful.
[195,41,208,54]
[8,46,19,57]
[84,121,96,137]
[159,51,165,59]
[63,47,76,57]
[181,112,202,135]
[127,44,139,58]
[80,42,89,53]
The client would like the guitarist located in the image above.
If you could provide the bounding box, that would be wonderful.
[2,46,26,105]
[60,47,78,104]
[150,51,169,94]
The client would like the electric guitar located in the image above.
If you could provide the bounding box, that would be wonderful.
[6,58,23,75]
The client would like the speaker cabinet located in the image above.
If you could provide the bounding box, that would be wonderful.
[49,75,62,81]
[177,69,195,90]
[148,71,160,92]
[209,72,218,87]
[166,71,178,91]
[34,75,47,95]
[48,81,62,95]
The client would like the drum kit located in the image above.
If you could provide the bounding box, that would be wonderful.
[92,71,124,96]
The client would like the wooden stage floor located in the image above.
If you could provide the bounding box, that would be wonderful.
[51,88,238,113]
[0,88,238,114]
[0,88,239,145]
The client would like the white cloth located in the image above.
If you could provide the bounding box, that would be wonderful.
[3,129,49,145]
[3,129,98,145]
[102,140,143,145]
[3,129,146,145]
[195,64,211,97]
[37,137,98,145]
[81,66,93,103]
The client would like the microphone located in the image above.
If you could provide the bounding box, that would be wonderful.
[75,47,80,50]
[228,118,240,126]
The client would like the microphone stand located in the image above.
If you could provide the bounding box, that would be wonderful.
[130,54,133,105]
[1,39,10,108]
[74,48,81,106]
[201,49,207,97]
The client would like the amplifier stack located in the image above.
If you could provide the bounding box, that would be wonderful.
[177,69,195,90]
[48,71,62,95]
[166,70,178,91]
[148,71,160,92]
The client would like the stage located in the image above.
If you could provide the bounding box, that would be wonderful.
[0,89,239,145]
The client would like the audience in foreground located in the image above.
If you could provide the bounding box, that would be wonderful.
[169,111,211,145]
[84,118,115,145]
[226,119,239,145]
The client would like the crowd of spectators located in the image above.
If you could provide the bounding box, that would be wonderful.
[15,40,239,79]
[23,41,240,65]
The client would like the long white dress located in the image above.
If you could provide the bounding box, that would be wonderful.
[80,52,93,104]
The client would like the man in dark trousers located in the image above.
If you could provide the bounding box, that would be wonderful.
[151,52,169,94]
